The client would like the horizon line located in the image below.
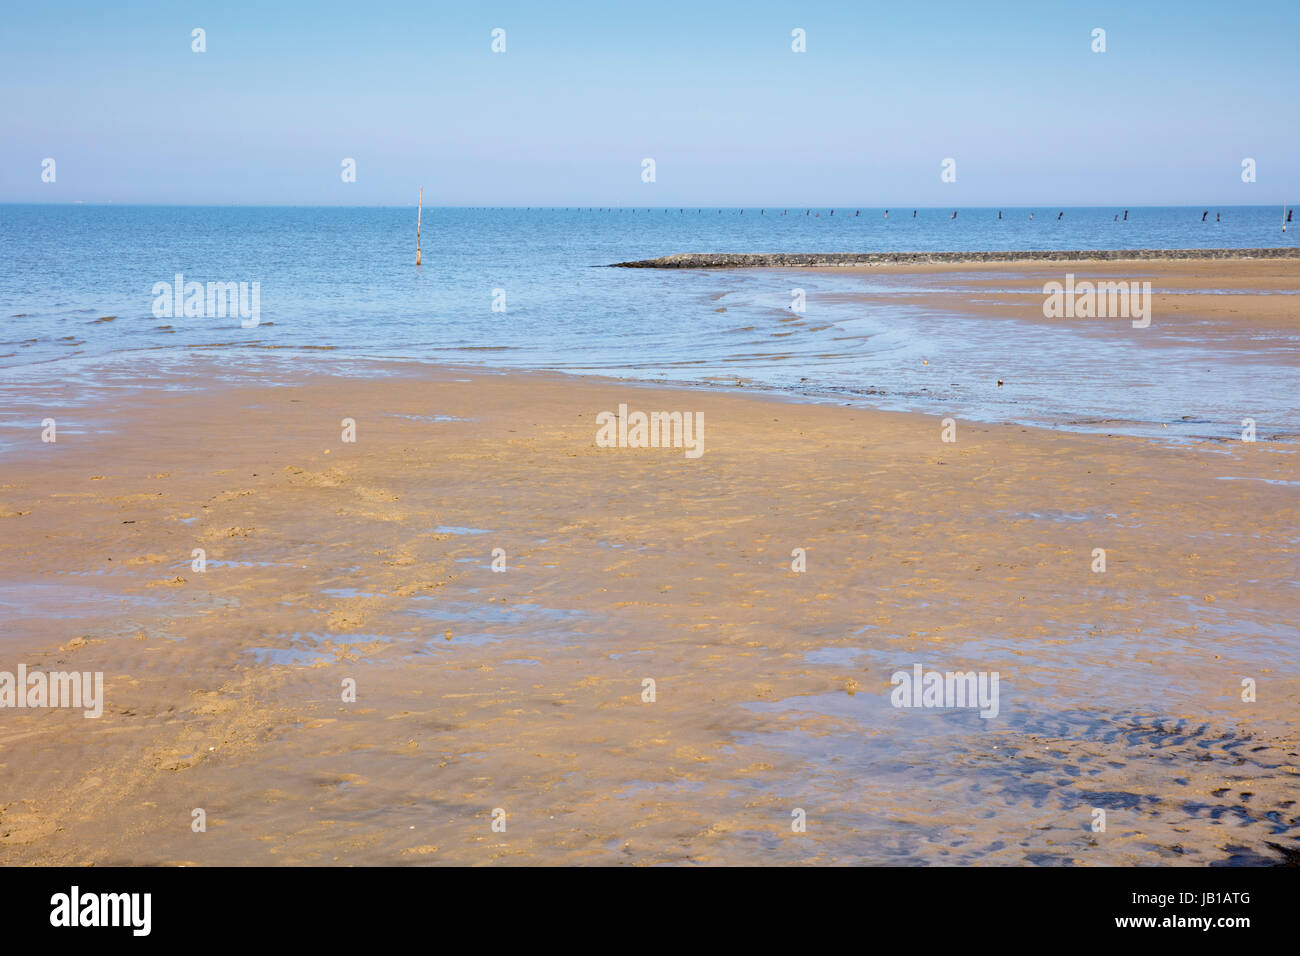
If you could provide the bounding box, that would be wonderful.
[1,202,1291,210]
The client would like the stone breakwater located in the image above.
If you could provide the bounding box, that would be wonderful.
[609,248,1300,268]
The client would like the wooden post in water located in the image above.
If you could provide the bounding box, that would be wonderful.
[416,187,423,265]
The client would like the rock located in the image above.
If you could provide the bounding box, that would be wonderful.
[608,248,1300,269]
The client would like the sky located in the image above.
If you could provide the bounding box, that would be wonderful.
[1,0,1297,206]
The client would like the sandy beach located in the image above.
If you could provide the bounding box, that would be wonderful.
[803,258,1300,336]
[0,257,1295,866]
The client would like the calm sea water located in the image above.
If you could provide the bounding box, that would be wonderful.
[1,204,1297,441]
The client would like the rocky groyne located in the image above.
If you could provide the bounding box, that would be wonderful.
[610,248,1300,268]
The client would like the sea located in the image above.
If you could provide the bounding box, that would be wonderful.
[1,204,1297,442]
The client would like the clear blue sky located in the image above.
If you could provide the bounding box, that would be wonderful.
[2,0,1296,205]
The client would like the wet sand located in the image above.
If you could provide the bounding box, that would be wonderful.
[1,357,1295,865]
[801,259,1300,336]
[1,256,1297,866]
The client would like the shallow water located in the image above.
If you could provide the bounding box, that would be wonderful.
[1,204,1297,441]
